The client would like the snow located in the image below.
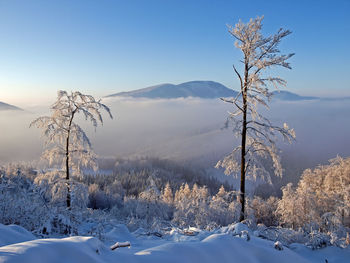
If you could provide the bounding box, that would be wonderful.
[0,236,106,263]
[0,224,36,247]
[0,224,349,263]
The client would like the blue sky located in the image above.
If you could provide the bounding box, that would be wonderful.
[0,0,349,104]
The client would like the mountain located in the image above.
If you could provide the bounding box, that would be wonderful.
[107,80,321,101]
[0,101,23,111]
[106,81,238,99]
[271,91,318,101]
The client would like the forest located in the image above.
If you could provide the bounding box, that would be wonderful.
[1,154,349,248]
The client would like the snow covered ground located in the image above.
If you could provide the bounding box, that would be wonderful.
[0,223,349,263]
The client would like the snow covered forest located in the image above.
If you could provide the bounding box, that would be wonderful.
[1,155,350,245]
[1,154,350,262]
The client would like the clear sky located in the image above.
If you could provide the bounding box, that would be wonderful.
[0,0,349,105]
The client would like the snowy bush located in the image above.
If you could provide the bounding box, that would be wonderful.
[0,173,49,232]
[249,196,279,226]
[306,230,331,249]
[173,184,211,228]
[41,213,73,236]
[35,171,89,209]
[88,183,111,209]
[254,225,307,246]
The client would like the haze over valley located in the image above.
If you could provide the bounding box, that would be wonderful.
[1,81,350,190]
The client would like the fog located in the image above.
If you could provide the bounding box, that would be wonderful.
[1,97,350,185]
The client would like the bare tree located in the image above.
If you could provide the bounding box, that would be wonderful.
[31,91,113,208]
[215,16,295,221]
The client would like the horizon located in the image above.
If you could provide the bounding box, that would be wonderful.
[2,81,350,109]
[1,0,349,105]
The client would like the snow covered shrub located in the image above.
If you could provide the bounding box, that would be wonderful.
[135,185,168,224]
[4,162,38,180]
[105,180,124,204]
[320,212,343,234]
[34,171,88,209]
[240,230,250,241]
[227,222,251,236]
[0,173,49,232]
[111,180,170,229]
[87,179,124,210]
[173,183,194,227]
[172,184,240,228]
[254,225,307,246]
[249,196,279,226]
[71,182,89,209]
[209,186,240,226]
[88,183,110,209]
[41,213,73,236]
[160,182,174,220]
[276,183,318,230]
[306,230,331,249]
[114,195,138,219]
[173,184,211,228]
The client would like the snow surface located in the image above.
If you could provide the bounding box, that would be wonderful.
[0,224,36,247]
[0,223,349,263]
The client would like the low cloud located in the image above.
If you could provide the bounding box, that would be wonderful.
[1,97,349,185]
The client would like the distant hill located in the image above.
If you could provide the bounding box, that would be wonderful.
[106,81,238,99]
[271,91,318,101]
[0,101,23,111]
[106,80,333,101]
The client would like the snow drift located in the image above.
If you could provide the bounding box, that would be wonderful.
[0,224,349,263]
[0,224,36,247]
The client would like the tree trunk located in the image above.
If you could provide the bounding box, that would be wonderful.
[65,134,71,208]
[65,109,76,209]
[239,61,249,222]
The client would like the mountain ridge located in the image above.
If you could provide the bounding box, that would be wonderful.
[106,80,340,101]
[0,101,23,111]
[106,81,238,99]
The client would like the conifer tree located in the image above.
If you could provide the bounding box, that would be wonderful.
[161,182,173,205]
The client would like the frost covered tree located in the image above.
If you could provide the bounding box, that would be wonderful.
[249,196,279,226]
[161,183,174,220]
[216,16,295,221]
[30,91,113,208]
[173,184,212,228]
[161,182,174,205]
[277,157,350,230]
[0,172,49,231]
[209,186,239,226]
[276,183,308,229]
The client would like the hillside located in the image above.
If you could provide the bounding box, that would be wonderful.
[106,81,238,99]
[107,81,321,101]
[271,91,318,101]
[0,101,23,111]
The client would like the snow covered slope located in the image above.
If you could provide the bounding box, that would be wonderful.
[0,236,106,263]
[0,224,36,247]
[0,224,349,263]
